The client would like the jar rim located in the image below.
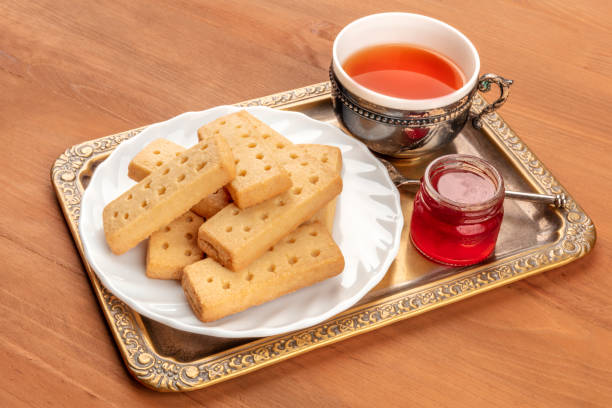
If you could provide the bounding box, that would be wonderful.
[423,154,504,211]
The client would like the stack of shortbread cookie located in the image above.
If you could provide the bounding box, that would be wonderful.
[102,111,344,322]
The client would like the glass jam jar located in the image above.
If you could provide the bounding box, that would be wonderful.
[410,154,505,266]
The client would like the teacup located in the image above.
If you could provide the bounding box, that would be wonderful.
[330,13,513,158]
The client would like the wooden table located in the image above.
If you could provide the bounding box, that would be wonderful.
[2,1,611,406]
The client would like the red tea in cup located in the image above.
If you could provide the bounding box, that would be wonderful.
[342,44,464,99]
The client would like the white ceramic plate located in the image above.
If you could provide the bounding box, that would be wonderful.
[79,106,403,338]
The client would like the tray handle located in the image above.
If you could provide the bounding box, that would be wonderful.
[472,73,513,129]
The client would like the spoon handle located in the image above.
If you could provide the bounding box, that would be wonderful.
[394,179,567,208]
[395,179,421,189]
[378,157,567,209]
[503,190,567,208]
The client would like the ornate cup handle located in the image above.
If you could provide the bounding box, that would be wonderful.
[472,74,513,129]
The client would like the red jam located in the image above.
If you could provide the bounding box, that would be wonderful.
[410,155,504,266]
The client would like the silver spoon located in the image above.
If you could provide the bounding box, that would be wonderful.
[378,157,567,209]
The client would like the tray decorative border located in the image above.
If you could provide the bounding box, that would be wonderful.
[52,82,595,391]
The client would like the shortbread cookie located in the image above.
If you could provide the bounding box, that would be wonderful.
[183,222,344,322]
[244,113,293,152]
[103,133,236,255]
[298,144,342,233]
[298,144,342,174]
[243,114,343,233]
[127,139,231,218]
[146,211,204,279]
[198,146,342,271]
[198,111,291,209]
[128,138,184,182]
[190,188,232,219]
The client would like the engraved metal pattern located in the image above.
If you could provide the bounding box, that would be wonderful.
[52,127,146,222]
[51,82,595,391]
[329,66,472,126]
[329,67,477,157]
[472,74,514,129]
[238,82,331,108]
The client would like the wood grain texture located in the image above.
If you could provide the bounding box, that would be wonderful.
[1,0,611,406]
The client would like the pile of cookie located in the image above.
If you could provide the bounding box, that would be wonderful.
[102,111,344,322]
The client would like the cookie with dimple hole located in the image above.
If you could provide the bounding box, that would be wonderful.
[189,188,232,219]
[183,222,344,322]
[146,211,204,279]
[243,112,293,152]
[238,115,343,233]
[198,111,291,209]
[128,138,184,182]
[296,144,342,234]
[198,145,342,271]
[103,133,236,255]
[127,138,231,219]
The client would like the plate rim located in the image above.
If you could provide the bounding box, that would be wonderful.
[78,105,404,338]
